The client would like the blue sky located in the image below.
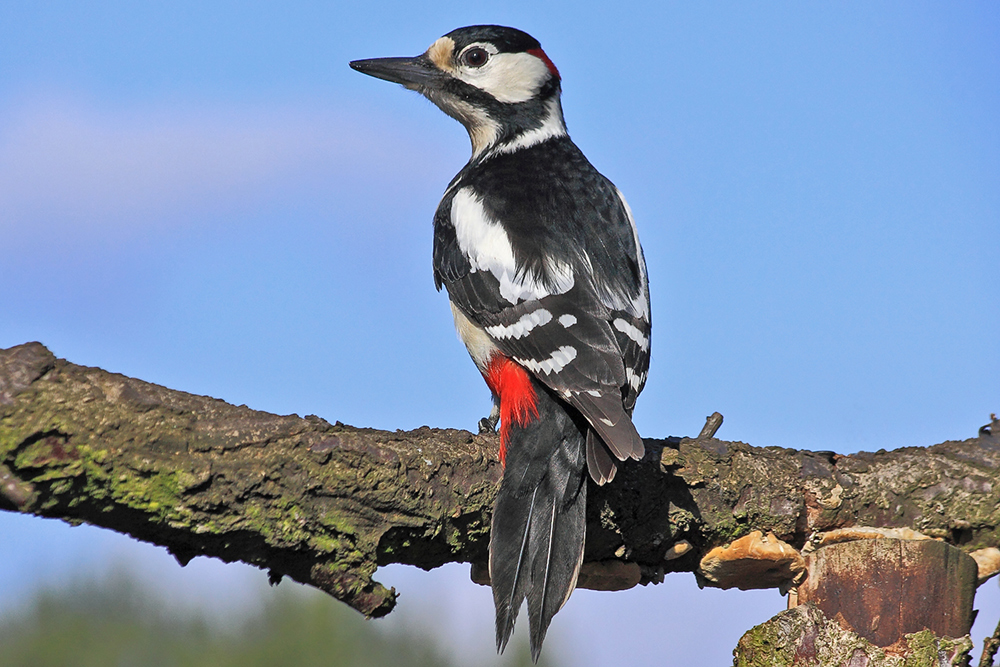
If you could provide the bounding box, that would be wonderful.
[1,2,998,665]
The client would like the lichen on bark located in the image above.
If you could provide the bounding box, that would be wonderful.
[0,342,499,617]
[733,604,973,667]
[1,342,998,622]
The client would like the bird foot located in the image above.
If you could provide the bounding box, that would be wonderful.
[478,403,500,435]
[478,416,498,435]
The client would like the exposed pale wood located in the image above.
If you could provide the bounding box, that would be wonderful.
[796,539,977,647]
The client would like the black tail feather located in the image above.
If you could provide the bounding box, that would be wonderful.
[491,487,537,652]
[526,470,586,661]
[490,380,588,662]
[585,429,617,485]
[570,389,645,462]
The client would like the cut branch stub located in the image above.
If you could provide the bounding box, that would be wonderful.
[795,538,977,648]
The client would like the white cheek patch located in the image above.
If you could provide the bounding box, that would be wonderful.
[451,188,574,304]
[486,309,553,340]
[457,51,552,104]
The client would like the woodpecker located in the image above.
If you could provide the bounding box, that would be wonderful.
[351,25,650,661]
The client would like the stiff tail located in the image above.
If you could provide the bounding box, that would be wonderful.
[490,379,588,662]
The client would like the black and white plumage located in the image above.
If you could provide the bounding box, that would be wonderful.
[351,25,650,661]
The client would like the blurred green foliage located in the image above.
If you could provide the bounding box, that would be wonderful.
[0,573,552,667]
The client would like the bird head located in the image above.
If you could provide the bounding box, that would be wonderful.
[350,25,567,158]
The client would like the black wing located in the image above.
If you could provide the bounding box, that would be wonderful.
[433,139,650,482]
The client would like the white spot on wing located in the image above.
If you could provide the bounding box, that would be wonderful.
[625,367,644,391]
[550,347,574,368]
[485,309,552,340]
[613,318,650,352]
[558,313,577,328]
[451,188,574,304]
[514,345,578,376]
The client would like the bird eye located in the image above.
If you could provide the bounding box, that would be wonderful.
[462,47,489,68]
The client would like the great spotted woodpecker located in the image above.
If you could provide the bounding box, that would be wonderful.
[351,25,650,661]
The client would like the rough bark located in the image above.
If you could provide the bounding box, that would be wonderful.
[1,342,998,620]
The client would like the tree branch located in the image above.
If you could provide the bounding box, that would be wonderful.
[1,342,997,618]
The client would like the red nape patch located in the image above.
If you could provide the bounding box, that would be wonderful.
[527,48,560,79]
[482,354,539,466]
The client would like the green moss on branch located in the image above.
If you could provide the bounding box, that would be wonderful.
[1,342,998,618]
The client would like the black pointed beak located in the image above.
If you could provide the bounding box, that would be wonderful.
[349,55,447,89]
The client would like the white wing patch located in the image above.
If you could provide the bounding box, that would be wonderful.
[486,309,552,340]
[613,318,650,352]
[451,188,574,304]
[558,314,577,328]
[514,345,578,376]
